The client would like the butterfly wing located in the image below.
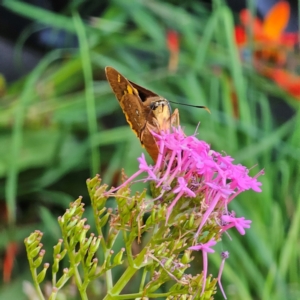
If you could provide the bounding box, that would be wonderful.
[105,67,161,161]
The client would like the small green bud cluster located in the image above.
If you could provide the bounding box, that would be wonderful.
[25,175,218,299]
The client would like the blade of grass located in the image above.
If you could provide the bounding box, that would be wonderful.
[278,196,300,277]
[220,6,251,127]
[194,8,219,69]
[5,50,66,225]
[73,11,100,176]
[92,127,133,146]
[220,74,238,151]
[263,197,300,299]
[235,116,299,162]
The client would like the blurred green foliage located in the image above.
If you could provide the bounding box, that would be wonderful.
[0,0,299,299]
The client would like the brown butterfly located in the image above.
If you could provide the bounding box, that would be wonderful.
[105,67,179,161]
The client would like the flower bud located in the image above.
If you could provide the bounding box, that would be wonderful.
[94,184,108,210]
[154,243,167,256]
[74,251,82,265]
[94,181,108,199]
[79,225,91,243]
[75,218,87,232]
[150,207,157,222]
[89,236,101,253]
[66,217,79,231]
[49,287,58,300]
[107,228,119,249]
[171,239,184,252]
[68,235,77,249]
[97,207,107,217]
[188,213,195,229]
[99,212,110,227]
[105,250,114,268]
[55,268,71,289]
[113,248,125,265]
[73,196,83,207]
[62,206,76,221]
[85,246,97,267]
[29,243,43,258]
[53,239,63,256]
[81,233,94,255]
[37,263,49,283]
[88,258,98,278]
[33,249,45,268]
[52,254,61,274]
[157,204,167,219]
[25,230,43,245]
[57,215,64,225]
[181,251,192,264]
[27,240,41,253]
[164,255,175,269]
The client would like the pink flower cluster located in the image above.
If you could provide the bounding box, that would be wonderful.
[116,126,263,236]
[141,127,263,228]
[112,126,263,298]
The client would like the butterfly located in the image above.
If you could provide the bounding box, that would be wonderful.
[105,67,179,161]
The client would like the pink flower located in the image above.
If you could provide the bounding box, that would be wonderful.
[189,238,217,252]
[173,177,196,197]
[138,154,157,181]
[221,215,252,235]
[166,177,196,222]
[189,239,217,295]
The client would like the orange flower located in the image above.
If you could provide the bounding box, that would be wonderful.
[234,1,300,99]
[270,69,300,99]
[167,30,179,53]
[166,30,179,72]
[235,1,297,46]
[3,242,18,283]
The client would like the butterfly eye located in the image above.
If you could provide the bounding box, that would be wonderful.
[150,100,169,111]
[150,102,160,110]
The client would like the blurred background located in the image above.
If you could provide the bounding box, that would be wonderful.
[0,0,299,299]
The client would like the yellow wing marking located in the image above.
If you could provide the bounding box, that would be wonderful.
[127,85,133,94]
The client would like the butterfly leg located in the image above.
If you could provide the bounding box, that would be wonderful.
[170,108,180,127]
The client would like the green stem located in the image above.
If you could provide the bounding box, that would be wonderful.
[62,229,87,300]
[105,250,113,291]
[73,262,88,300]
[30,265,46,300]
[123,231,134,266]
[103,248,148,299]
[52,273,57,287]
[139,268,148,292]
[111,291,172,299]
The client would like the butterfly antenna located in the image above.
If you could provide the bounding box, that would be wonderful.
[168,100,211,114]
